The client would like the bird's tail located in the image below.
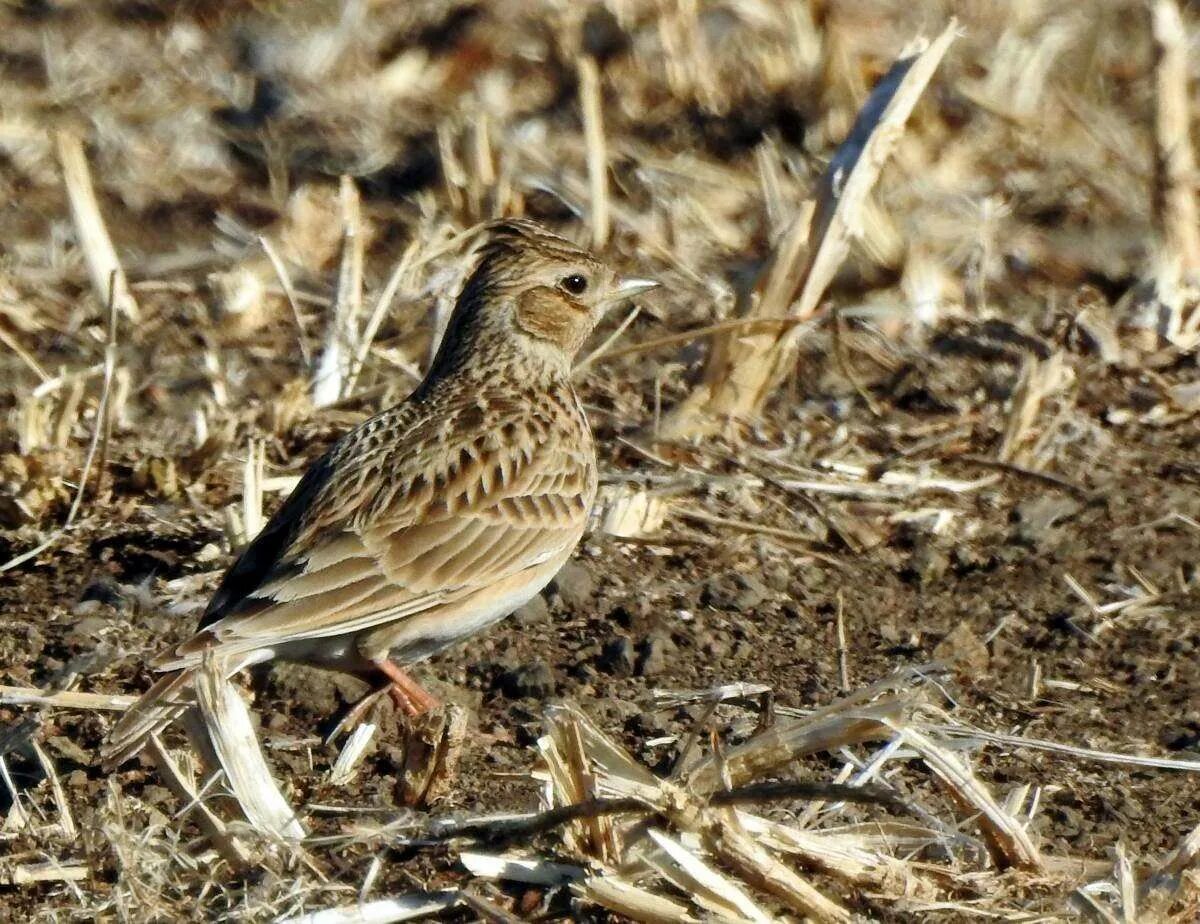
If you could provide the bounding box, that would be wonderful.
[101,668,197,769]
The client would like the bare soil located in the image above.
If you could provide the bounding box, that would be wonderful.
[2,328,1198,919]
[2,1,1200,920]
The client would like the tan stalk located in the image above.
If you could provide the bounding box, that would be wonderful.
[658,21,956,439]
[578,54,610,248]
[1152,0,1200,279]
[55,132,140,322]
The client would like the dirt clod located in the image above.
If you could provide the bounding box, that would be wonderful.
[266,663,371,719]
[933,623,991,676]
[551,560,594,610]
[635,635,670,677]
[703,571,769,610]
[1014,495,1082,546]
[906,540,949,586]
[512,594,551,626]
[598,636,636,676]
[497,659,556,699]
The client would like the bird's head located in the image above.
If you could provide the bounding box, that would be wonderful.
[433,219,654,378]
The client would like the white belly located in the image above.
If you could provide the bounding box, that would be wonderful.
[362,554,567,664]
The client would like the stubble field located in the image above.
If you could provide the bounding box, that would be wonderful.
[1,1,1199,920]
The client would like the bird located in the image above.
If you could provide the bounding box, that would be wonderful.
[102,218,655,768]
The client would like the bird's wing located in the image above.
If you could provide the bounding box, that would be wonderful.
[193,401,425,633]
[163,406,593,665]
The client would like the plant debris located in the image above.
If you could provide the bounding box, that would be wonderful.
[1,1,1199,920]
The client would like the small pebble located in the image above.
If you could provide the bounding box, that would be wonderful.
[598,636,635,676]
[497,660,555,699]
[635,636,668,677]
[552,561,594,610]
[512,594,551,626]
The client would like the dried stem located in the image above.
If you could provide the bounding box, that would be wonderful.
[578,54,610,248]
[659,21,956,439]
[55,132,140,322]
[1152,0,1200,277]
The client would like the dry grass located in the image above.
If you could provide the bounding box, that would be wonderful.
[2,0,1200,920]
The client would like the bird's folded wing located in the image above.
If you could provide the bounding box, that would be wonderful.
[164,429,593,664]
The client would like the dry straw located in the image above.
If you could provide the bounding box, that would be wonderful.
[1,1,1199,920]
[661,21,957,439]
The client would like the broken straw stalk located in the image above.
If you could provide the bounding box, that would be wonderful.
[660,20,957,439]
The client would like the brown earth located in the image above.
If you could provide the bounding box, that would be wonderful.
[1,324,1198,919]
[2,0,1200,920]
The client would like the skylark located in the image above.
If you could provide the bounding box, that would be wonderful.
[103,218,653,767]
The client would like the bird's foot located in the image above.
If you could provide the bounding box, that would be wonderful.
[373,658,441,717]
[326,662,440,740]
[326,685,391,742]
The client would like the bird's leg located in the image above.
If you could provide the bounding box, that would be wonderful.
[373,658,440,717]
[326,686,390,742]
[326,663,439,741]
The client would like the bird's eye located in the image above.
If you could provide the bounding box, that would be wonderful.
[561,273,589,295]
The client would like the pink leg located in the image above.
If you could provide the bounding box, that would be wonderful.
[373,659,440,717]
[333,686,390,738]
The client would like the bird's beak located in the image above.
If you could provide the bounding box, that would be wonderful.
[609,277,659,304]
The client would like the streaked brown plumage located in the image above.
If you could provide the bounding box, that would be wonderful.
[103,218,650,768]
